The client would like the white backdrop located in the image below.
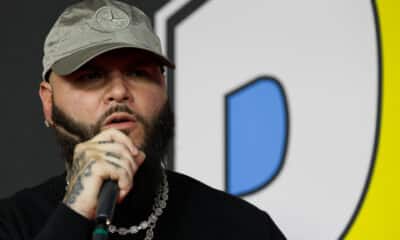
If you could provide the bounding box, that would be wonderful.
[156,1,379,239]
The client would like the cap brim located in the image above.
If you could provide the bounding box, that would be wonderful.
[52,43,175,76]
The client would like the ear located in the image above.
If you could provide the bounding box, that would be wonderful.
[39,81,53,125]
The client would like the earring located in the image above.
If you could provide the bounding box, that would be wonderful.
[44,120,50,128]
[161,160,167,169]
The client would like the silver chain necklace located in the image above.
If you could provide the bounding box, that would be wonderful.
[107,171,169,240]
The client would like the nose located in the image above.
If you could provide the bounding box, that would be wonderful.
[104,71,132,104]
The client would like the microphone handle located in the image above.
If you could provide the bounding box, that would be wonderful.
[93,180,119,240]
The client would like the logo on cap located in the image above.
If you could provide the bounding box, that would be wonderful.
[90,6,130,32]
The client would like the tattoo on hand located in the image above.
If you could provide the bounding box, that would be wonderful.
[97,140,114,144]
[64,160,95,205]
[67,151,86,184]
[105,151,121,160]
[63,149,123,206]
[105,160,122,169]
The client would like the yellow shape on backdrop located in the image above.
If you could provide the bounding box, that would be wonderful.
[346,0,400,239]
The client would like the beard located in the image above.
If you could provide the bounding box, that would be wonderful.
[51,100,174,212]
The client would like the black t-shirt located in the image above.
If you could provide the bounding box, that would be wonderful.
[0,171,285,239]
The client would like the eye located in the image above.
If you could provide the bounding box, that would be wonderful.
[125,65,163,85]
[126,69,160,84]
[126,69,150,78]
[70,70,106,89]
[77,71,104,82]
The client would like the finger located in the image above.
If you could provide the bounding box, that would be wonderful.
[135,151,146,166]
[103,153,135,181]
[95,159,133,200]
[84,142,133,162]
[87,141,135,161]
[72,144,138,187]
[90,128,138,155]
[88,143,138,174]
[101,146,144,173]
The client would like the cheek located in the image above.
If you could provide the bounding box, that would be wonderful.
[129,127,146,148]
[53,90,102,124]
[136,85,167,120]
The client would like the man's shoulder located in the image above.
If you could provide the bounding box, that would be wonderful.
[167,170,263,214]
[165,170,286,239]
[0,174,65,215]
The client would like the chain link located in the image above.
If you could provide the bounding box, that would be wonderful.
[107,171,169,239]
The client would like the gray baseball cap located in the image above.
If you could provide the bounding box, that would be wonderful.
[42,0,174,80]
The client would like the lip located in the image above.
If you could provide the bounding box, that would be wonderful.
[102,112,137,130]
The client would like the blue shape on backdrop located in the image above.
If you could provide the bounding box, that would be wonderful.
[226,78,288,196]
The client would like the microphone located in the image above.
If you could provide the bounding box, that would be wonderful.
[92,180,119,240]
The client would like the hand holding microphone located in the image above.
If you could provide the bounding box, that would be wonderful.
[63,128,145,221]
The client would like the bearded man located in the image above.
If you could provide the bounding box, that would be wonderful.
[0,1,285,239]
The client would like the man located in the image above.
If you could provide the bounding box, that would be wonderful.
[0,0,285,239]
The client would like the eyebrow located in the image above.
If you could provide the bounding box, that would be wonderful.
[127,59,157,67]
[77,64,103,72]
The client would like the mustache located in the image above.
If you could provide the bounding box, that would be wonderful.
[52,104,149,143]
[99,104,148,129]
[52,100,174,175]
